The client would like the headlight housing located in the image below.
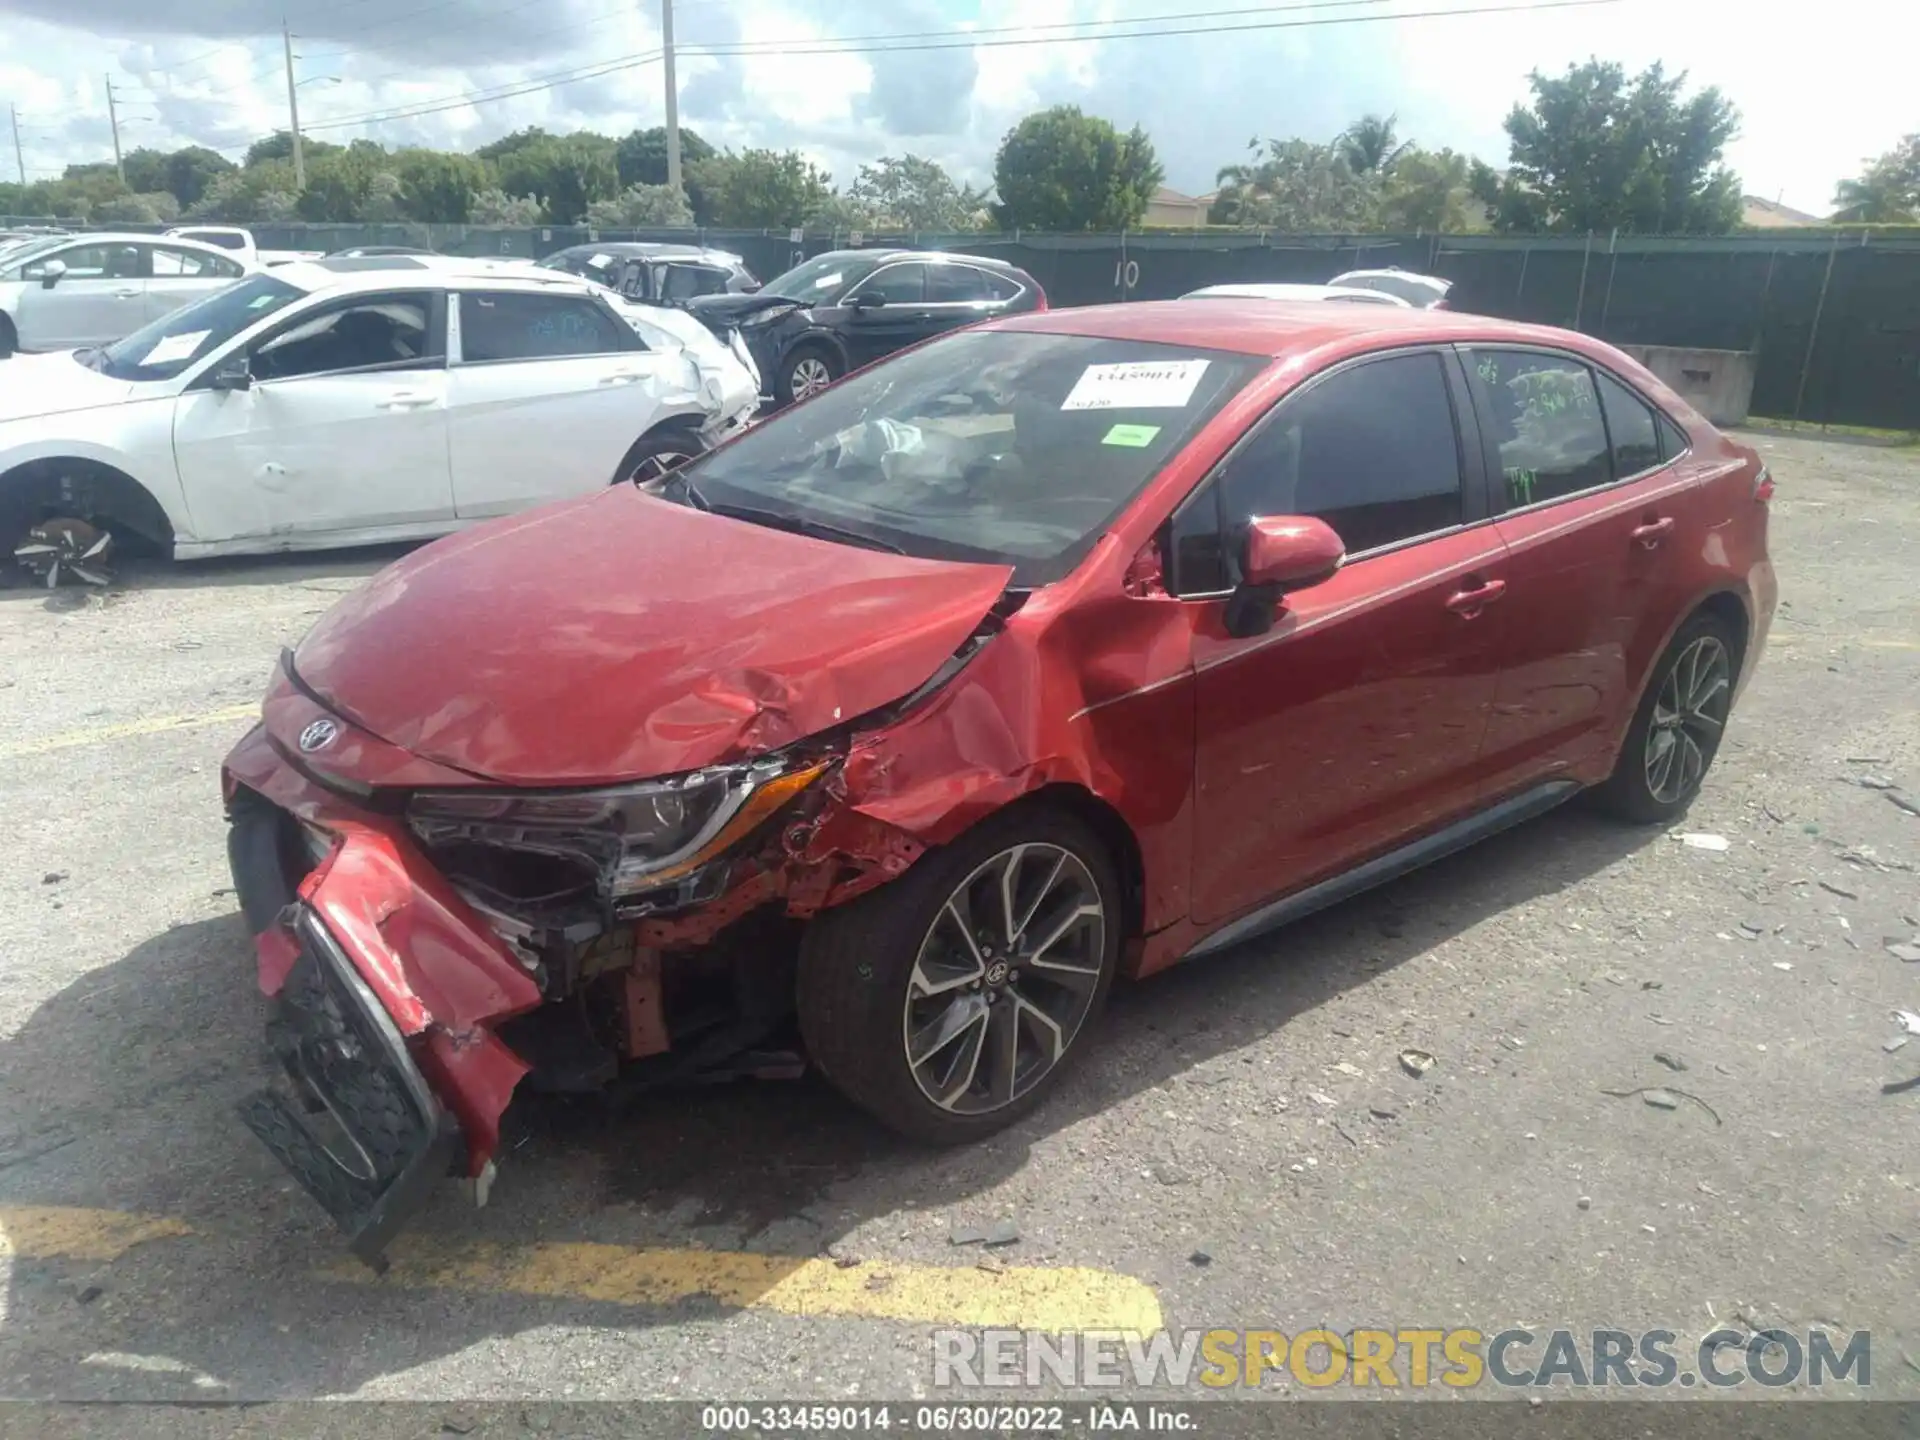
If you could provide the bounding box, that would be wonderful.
[406,757,828,899]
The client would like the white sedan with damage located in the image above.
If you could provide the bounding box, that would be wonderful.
[0,256,761,583]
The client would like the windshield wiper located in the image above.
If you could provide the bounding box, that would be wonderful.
[707,502,904,554]
[651,469,711,509]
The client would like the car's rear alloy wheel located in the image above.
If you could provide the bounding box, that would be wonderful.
[798,805,1121,1144]
[1593,610,1739,823]
[617,428,705,486]
[1643,634,1731,805]
[903,843,1106,1116]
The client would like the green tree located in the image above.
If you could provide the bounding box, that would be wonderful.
[1338,114,1413,176]
[806,190,881,232]
[1473,60,1742,233]
[295,140,393,221]
[475,127,554,162]
[1831,134,1919,222]
[1208,139,1380,230]
[992,106,1162,230]
[245,131,339,169]
[690,149,831,227]
[163,147,236,208]
[469,188,544,225]
[586,182,695,228]
[391,148,490,223]
[187,162,299,221]
[492,132,620,223]
[1378,147,1479,231]
[615,126,715,187]
[847,153,986,230]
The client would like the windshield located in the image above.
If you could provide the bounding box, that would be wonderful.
[92,274,305,382]
[757,253,878,303]
[678,328,1268,585]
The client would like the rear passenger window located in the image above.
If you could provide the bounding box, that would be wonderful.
[1658,413,1691,461]
[1473,350,1611,509]
[459,291,627,361]
[1597,371,1662,477]
[1216,351,1464,557]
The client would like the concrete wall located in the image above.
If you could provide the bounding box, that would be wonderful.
[1618,345,1758,426]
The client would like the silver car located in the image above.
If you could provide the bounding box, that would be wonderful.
[0,233,256,358]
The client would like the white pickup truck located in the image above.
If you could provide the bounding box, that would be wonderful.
[162,226,324,269]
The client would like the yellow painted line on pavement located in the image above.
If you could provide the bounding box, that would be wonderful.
[322,1240,1165,1335]
[0,704,258,761]
[0,1206,194,1261]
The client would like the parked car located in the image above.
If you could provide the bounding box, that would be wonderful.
[164,225,324,269]
[0,256,759,582]
[219,298,1774,1262]
[539,242,759,305]
[1183,282,1412,305]
[685,248,1046,407]
[1328,267,1453,309]
[0,232,255,358]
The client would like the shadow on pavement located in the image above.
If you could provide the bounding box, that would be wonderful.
[0,803,1657,1397]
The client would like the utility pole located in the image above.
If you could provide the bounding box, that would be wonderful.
[661,0,681,194]
[9,104,24,187]
[104,76,124,182]
[283,23,306,190]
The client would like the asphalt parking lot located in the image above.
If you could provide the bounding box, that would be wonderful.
[0,430,1916,1405]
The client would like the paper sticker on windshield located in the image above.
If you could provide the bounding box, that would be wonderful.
[141,330,210,366]
[1102,423,1161,447]
[589,253,612,267]
[1062,359,1210,411]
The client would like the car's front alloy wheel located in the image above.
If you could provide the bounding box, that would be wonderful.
[798,805,1121,1144]
[785,352,835,403]
[903,843,1106,1116]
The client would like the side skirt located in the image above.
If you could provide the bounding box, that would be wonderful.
[1181,779,1580,962]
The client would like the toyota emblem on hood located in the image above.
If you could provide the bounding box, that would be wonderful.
[298,718,340,753]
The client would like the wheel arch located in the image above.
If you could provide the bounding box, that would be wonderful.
[609,411,710,485]
[783,329,850,373]
[986,782,1149,950]
[1605,584,1754,775]
[0,455,177,554]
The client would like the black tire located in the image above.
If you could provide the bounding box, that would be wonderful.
[0,488,35,591]
[776,344,840,407]
[797,803,1122,1145]
[0,314,16,361]
[614,425,707,486]
[1590,609,1741,824]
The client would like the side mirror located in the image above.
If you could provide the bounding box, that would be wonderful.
[37,259,67,288]
[1223,515,1345,638]
[208,354,253,392]
[849,291,885,311]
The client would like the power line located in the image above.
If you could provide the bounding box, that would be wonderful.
[307,0,1620,134]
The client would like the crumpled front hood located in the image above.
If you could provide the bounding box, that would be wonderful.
[293,488,1013,786]
[0,349,138,423]
[685,292,807,331]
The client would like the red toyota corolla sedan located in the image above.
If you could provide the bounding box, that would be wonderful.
[222,300,1775,1262]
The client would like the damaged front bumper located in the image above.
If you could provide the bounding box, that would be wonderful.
[238,905,461,1271]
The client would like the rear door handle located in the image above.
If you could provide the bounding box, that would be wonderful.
[113,288,141,299]
[598,370,642,386]
[1446,578,1508,616]
[1631,515,1675,548]
[377,391,435,409]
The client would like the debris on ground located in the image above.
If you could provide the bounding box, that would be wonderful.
[1895,1010,1920,1036]
[1398,1049,1436,1078]
[1847,775,1898,790]
[1818,880,1859,900]
[948,1225,986,1247]
[982,1220,1020,1247]
[1886,1038,1910,1054]
[1889,792,1920,818]
[1602,1085,1723,1125]
[1189,1248,1213,1267]
[40,871,66,885]
[1885,939,1920,963]
[1676,833,1731,852]
[1654,1052,1689,1072]
[1773,961,1795,971]
[1577,1196,1592,1210]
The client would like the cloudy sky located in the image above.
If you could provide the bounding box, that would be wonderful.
[0,0,1904,217]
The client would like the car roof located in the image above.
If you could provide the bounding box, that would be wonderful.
[551,241,743,263]
[1183,282,1413,306]
[991,298,1602,360]
[268,254,612,296]
[810,247,1026,274]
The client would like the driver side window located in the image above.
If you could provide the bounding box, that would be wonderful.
[1169,350,1466,594]
[249,293,440,383]
[849,263,928,305]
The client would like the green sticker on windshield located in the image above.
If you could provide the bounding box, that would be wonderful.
[1102,423,1161,448]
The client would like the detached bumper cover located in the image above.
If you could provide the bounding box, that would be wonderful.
[238,906,460,1269]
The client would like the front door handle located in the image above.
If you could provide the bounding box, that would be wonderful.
[377,391,435,409]
[1631,515,1675,548]
[597,370,642,386]
[1446,578,1508,617]
[113,288,141,299]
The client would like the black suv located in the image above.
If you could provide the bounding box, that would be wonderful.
[684,248,1046,407]
[539,242,760,304]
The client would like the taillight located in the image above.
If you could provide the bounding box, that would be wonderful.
[1031,287,1049,313]
[1753,465,1774,503]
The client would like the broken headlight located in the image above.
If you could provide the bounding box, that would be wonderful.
[405,759,828,899]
